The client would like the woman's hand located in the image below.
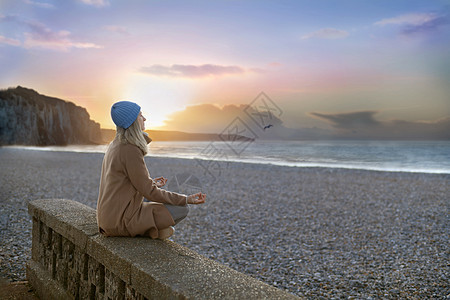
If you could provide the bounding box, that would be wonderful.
[154,176,167,188]
[187,192,206,204]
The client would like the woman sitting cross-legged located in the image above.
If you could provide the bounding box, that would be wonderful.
[97,101,206,239]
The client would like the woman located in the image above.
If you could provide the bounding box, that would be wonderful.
[97,101,206,239]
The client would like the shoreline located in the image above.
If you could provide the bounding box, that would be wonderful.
[3,145,450,175]
[0,147,448,298]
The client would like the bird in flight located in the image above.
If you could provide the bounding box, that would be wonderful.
[263,124,273,130]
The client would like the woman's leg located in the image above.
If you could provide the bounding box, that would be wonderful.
[164,204,189,225]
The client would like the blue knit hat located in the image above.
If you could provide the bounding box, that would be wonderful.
[111,101,141,129]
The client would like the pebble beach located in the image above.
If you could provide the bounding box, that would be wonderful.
[0,147,448,298]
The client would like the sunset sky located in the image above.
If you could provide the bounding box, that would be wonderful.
[1,0,449,138]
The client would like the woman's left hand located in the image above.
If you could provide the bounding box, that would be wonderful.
[187,192,206,204]
[154,176,167,187]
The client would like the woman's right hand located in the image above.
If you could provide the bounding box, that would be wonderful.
[187,192,206,204]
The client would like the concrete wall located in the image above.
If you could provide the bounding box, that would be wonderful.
[27,199,298,299]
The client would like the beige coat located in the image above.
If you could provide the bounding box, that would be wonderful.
[97,138,187,238]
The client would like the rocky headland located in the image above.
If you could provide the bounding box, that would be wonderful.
[0,86,102,146]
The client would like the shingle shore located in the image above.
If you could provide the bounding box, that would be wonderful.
[0,147,448,298]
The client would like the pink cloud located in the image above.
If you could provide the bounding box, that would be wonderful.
[0,35,21,46]
[139,64,260,78]
[23,20,102,51]
[1,15,102,51]
[268,62,282,67]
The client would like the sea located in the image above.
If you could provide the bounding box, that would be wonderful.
[8,140,450,174]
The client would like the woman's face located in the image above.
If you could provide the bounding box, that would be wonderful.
[138,111,146,130]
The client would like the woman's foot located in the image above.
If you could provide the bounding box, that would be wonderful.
[158,226,174,239]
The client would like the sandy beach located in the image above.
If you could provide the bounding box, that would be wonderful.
[0,147,448,298]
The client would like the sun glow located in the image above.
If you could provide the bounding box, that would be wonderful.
[121,74,195,129]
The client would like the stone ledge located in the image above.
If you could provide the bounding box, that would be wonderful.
[28,199,98,249]
[28,199,299,299]
[27,260,72,300]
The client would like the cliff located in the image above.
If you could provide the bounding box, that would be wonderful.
[0,86,102,146]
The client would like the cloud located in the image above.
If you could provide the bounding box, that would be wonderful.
[78,0,109,7]
[0,14,17,22]
[23,0,55,9]
[24,21,102,50]
[402,15,449,35]
[158,103,284,135]
[374,11,450,35]
[0,35,21,46]
[268,62,282,67]
[301,28,349,40]
[0,15,102,51]
[310,111,381,129]
[159,104,246,133]
[310,111,450,140]
[103,25,130,36]
[375,13,440,26]
[139,64,257,78]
